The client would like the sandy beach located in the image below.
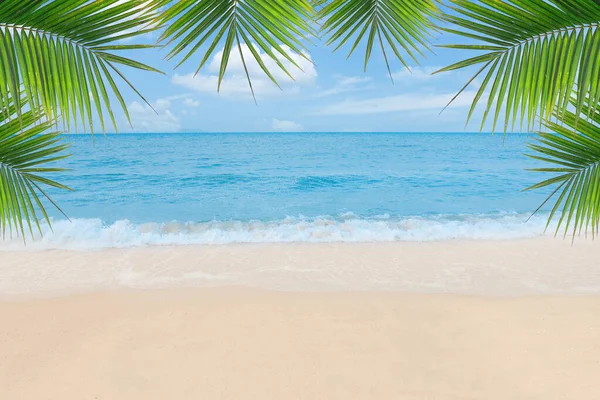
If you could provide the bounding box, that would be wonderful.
[2,238,600,399]
[2,289,600,399]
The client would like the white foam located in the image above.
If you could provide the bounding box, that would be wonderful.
[0,212,552,251]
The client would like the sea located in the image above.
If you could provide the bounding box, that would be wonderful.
[1,132,556,250]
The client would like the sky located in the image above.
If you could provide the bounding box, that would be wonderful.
[108,15,489,134]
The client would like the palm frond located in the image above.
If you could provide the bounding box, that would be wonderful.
[436,0,600,133]
[0,0,164,133]
[526,99,600,241]
[315,0,439,80]
[155,0,315,101]
[0,96,71,241]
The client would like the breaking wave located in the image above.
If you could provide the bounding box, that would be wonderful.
[0,212,552,251]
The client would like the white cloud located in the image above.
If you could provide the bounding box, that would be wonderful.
[126,98,180,132]
[173,74,254,96]
[271,118,303,132]
[315,90,479,116]
[391,66,445,82]
[316,75,373,97]
[183,98,200,107]
[172,43,317,99]
[208,44,316,83]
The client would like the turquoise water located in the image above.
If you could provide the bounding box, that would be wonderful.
[5,132,555,249]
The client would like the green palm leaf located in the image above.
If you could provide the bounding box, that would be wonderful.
[315,0,438,80]
[0,0,164,133]
[155,0,315,101]
[526,99,600,241]
[436,0,600,133]
[0,95,71,241]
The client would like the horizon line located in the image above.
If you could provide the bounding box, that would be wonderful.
[59,131,535,135]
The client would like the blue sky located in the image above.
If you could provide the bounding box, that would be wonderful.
[112,23,488,133]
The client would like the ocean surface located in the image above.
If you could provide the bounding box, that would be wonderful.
[2,132,555,250]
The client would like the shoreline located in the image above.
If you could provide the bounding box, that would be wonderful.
[2,237,599,298]
[0,212,554,250]
[2,288,600,399]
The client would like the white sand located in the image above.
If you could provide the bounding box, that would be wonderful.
[1,238,600,399]
[2,289,600,399]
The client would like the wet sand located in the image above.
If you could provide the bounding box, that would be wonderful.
[1,237,600,296]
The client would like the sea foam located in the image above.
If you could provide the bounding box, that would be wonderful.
[0,212,552,251]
